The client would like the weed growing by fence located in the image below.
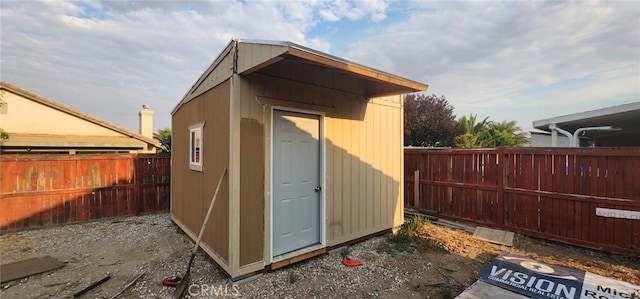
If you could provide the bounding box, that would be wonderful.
[376,216,446,254]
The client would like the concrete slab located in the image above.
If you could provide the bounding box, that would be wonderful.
[473,226,514,246]
[456,280,529,299]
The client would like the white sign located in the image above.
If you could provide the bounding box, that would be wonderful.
[595,208,640,220]
[582,272,640,299]
[479,253,640,299]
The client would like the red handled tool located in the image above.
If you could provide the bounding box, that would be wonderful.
[162,276,181,287]
[343,258,363,267]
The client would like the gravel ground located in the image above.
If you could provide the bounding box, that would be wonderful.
[0,213,445,298]
[1,212,638,299]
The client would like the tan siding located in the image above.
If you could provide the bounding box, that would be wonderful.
[171,80,231,265]
[183,53,234,104]
[236,43,288,74]
[325,94,404,246]
[235,76,268,272]
[239,118,265,266]
[233,68,392,274]
[239,73,403,248]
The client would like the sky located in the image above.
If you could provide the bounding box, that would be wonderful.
[1,0,639,135]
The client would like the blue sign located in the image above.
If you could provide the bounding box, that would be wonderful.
[478,252,639,299]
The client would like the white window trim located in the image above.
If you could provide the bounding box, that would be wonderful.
[189,122,205,171]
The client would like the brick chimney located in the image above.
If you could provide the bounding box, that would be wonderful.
[138,104,154,139]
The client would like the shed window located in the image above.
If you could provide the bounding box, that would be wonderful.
[189,123,204,171]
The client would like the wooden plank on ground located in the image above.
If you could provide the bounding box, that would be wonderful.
[1,256,65,283]
[472,226,514,246]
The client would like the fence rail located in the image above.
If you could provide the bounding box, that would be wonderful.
[0,153,170,231]
[405,147,640,255]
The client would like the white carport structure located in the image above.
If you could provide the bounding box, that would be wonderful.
[532,102,640,147]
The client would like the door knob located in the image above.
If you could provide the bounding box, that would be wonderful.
[315,186,322,192]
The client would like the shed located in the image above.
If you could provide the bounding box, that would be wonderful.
[170,39,428,279]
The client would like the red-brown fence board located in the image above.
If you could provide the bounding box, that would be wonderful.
[405,147,640,255]
[0,153,170,232]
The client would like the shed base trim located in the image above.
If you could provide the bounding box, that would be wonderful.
[170,213,231,276]
[269,247,327,271]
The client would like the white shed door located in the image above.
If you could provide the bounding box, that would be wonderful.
[272,110,321,256]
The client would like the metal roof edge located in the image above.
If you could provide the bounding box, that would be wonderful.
[171,39,236,115]
[532,101,640,130]
[237,39,428,92]
[287,41,428,92]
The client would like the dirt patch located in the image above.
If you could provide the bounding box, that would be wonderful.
[413,223,640,298]
[0,213,637,298]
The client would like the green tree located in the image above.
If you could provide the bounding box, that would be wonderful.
[153,128,171,153]
[0,128,8,141]
[485,120,529,147]
[453,114,490,148]
[404,94,461,146]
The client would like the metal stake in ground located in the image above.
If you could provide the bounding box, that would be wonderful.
[73,274,111,298]
[174,168,228,299]
[110,273,144,299]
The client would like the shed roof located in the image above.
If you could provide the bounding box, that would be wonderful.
[235,39,427,91]
[532,102,640,146]
[174,39,428,114]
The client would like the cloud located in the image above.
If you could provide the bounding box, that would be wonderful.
[319,0,387,22]
[1,0,637,135]
[342,1,640,130]
[0,0,333,131]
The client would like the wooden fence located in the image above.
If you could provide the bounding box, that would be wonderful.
[0,153,170,232]
[405,147,640,255]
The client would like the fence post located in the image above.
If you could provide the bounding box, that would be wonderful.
[133,154,141,215]
[413,169,419,208]
[496,148,504,226]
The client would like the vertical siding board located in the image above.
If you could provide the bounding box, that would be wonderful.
[357,104,367,232]
[392,100,400,226]
[331,117,341,241]
[326,118,335,241]
[342,115,354,236]
[393,104,401,226]
[334,111,346,235]
[366,107,374,230]
[373,105,382,228]
[382,104,391,227]
[349,102,366,232]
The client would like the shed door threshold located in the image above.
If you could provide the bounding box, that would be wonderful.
[270,244,326,270]
[272,243,324,264]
